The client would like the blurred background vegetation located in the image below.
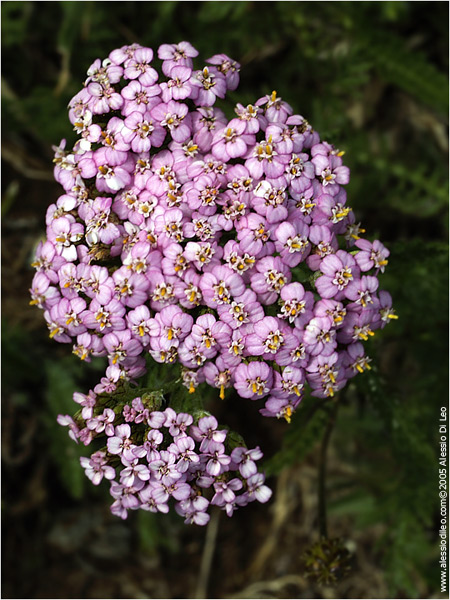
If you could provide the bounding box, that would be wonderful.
[1,1,448,598]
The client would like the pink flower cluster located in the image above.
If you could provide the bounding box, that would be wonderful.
[30,41,396,522]
[74,402,271,523]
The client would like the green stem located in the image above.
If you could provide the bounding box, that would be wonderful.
[318,401,339,539]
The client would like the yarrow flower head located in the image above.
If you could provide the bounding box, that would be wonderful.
[31,41,395,525]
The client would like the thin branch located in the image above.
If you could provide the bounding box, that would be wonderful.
[229,574,306,599]
[2,145,54,181]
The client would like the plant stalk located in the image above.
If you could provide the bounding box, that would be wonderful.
[318,401,339,539]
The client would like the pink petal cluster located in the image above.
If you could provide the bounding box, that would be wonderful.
[78,403,271,523]
[31,41,396,523]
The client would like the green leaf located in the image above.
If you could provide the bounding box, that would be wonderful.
[355,29,449,116]
[44,358,87,500]
[137,508,181,554]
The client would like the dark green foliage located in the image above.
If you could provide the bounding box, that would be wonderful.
[264,395,331,477]
[357,27,449,117]
[43,358,88,499]
[2,2,448,598]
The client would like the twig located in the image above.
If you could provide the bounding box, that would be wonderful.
[229,574,306,599]
[54,45,71,96]
[2,145,54,181]
[318,402,339,539]
[195,507,221,599]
